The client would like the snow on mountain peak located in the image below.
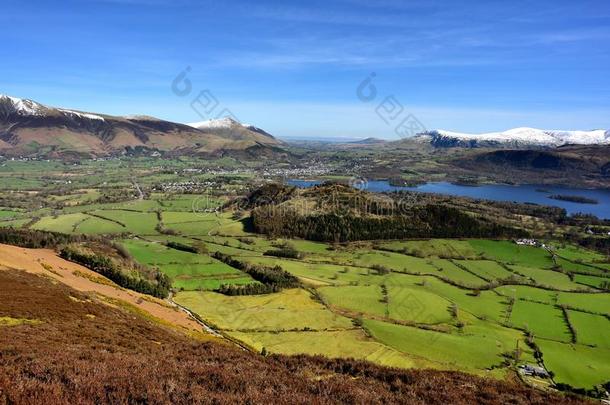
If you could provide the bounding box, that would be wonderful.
[0,94,105,121]
[423,127,610,147]
[187,117,241,130]
[0,94,45,116]
[58,108,105,121]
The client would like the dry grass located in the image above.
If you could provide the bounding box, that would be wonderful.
[0,316,42,327]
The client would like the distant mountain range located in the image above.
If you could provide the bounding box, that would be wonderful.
[2,94,608,157]
[0,94,283,158]
[415,127,610,148]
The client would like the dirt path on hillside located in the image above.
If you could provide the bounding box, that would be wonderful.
[0,243,203,333]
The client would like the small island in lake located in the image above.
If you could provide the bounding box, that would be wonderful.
[548,194,599,204]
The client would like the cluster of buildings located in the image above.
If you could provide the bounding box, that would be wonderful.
[182,168,247,176]
[153,180,218,193]
[515,239,539,246]
[260,162,332,178]
[518,364,550,378]
[514,239,550,249]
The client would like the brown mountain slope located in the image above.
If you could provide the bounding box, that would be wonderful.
[0,261,587,403]
[0,94,284,157]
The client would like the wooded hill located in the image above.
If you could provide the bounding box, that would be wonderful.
[248,184,529,242]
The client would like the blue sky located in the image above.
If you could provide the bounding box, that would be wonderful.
[2,0,610,139]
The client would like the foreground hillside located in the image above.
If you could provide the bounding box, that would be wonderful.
[0,266,587,404]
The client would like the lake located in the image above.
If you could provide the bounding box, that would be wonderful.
[287,179,610,219]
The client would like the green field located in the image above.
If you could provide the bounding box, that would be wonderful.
[430,259,489,287]
[380,239,479,259]
[76,216,127,234]
[318,285,387,317]
[509,265,585,291]
[90,210,159,234]
[363,318,531,374]
[0,209,19,219]
[457,260,515,281]
[568,310,610,348]
[509,301,571,342]
[229,329,419,369]
[0,218,30,228]
[537,340,610,388]
[387,286,453,324]
[161,231,609,388]
[32,213,90,233]
[175,289,353,331]
[495,285,557,304]
[573,273,610,289]
[557,292,610,315]
[468,240,554,268]
[121,239,256,290]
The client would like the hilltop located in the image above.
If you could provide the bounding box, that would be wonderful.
[246,183,535,242]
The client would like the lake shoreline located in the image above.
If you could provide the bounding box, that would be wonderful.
[286,179,610,219]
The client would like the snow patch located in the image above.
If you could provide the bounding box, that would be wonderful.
[187,117,241,130]
[57,108,105,121]
[58,109,105,121]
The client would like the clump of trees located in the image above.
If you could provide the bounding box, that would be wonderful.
[155,222,180,236]
[216,283,285,296]
[60,246,171,298]
[571,235,610,257]
[263,242,301,259]
[549,195,598,205]
[212,252,300,295]
[92,188,139,204]
[166,241,207,254]
[370,264,391,275]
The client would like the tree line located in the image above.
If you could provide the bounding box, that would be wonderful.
[0,227,82,249]
[166,240,207,254]
[60,246,171,298]
[212,251,300,295]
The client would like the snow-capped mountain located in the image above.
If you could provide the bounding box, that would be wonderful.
[416,127,610,148]
[188,117,281,145]
[0,95,47,116]
[0,94,106,121]
[0,94,283,157]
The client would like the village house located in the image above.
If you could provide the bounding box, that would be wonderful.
[515,239,538,247]
[518,364,550,378]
